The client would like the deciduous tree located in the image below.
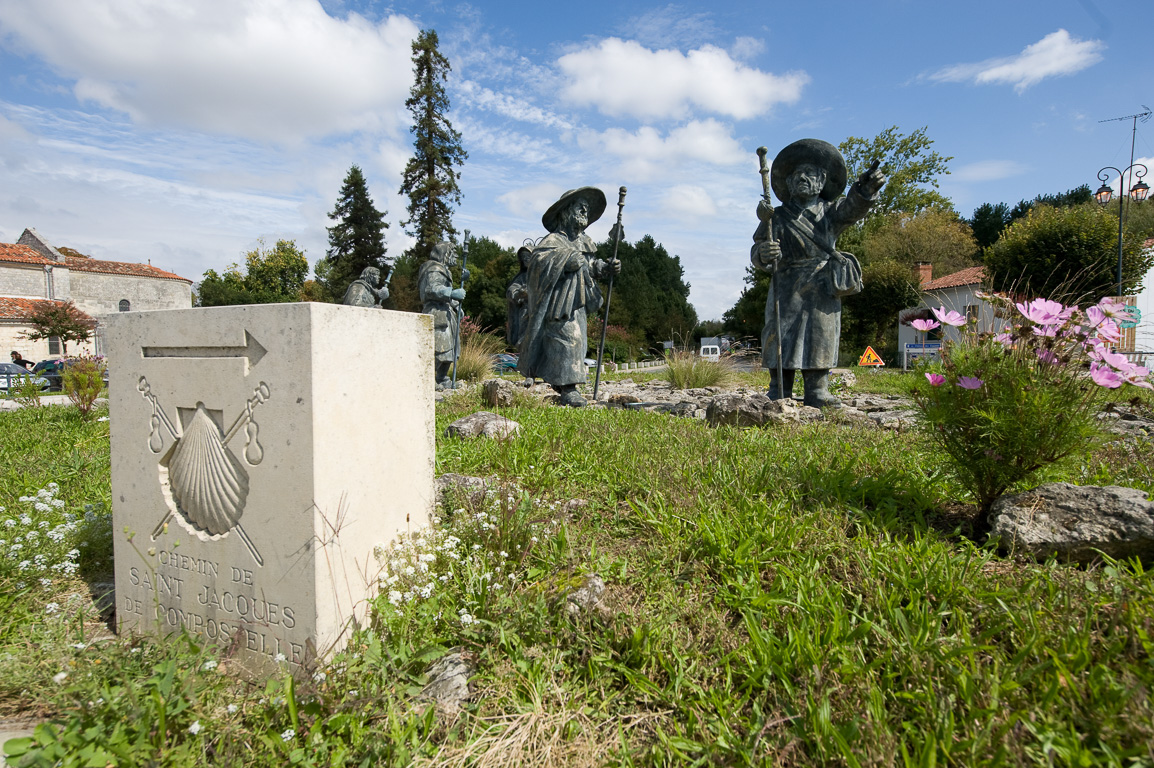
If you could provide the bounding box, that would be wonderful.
[399,29,467,262]
[838,126,953,241]
[861,208,978,277]
[984,203,1151,298]
[198,239,309,306]
[23,300,96,355]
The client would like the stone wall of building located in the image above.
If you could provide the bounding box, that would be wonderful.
[0,263,50,299]
[0,324,96,362]
[68,271,192,318]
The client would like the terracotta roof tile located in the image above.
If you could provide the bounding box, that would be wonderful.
[922,266,986,291]
[0,243,53,266]
[63,255,190,283]
[0,297,94,322]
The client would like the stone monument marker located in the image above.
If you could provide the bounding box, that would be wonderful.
[105,303,434,669]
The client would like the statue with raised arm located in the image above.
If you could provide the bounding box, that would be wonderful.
[517,187,622,407]
[418,241,467,390]
[752,138,885,407]
[341,266,389,307]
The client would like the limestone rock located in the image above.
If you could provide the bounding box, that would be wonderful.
[557,574,611,620]
[481,379,519,408]
[417,649,474,711]
[991,482,1154,563]
[705,393,820,427]
[436,474,492,507]
[608,393,641,405]
[446,411,521,439]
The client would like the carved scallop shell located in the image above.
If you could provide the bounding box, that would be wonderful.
[165,404,248,536]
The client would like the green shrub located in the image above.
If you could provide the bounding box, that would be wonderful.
[452,332,502,383]
[910,294,1149,522]
[62,356,106,419]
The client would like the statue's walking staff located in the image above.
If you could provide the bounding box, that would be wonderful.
[593,187,627,403]
[451,230,470,389]
[756,147,785,400]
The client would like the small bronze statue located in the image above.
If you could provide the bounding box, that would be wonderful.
[341,266,389,308]
[517,187,622,407]
[418,242,467,390]
[752,139,885,407]
[505,245,532,349]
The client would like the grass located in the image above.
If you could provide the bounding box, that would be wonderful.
[663,350,736,389]
[2,380,1154,766]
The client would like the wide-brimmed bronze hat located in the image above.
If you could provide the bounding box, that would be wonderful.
[542,187,607,233]
[771,139,847,203]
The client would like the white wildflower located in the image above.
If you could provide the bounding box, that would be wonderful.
[227,704,238,714]
[313,671,327,683]
[281,728,295,741]
[388,590,403,605]
[45,602,60,614]
[459,612,475,626]
[202,660,218,671]
[274,653,286,663]
[188,721,202,735]
[53,672,68,684]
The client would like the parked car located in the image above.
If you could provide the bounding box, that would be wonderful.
[31,358,109,392]
[0,362,50,393]
[492,353,519,371]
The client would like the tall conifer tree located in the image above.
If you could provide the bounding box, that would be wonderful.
[323,165,388,301]
[399,29,467,263]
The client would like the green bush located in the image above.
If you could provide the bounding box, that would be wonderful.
[62,356,106,419]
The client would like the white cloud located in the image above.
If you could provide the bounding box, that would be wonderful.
[455,80,573,131]
[661,185,717,219]
[617,5,721,50]
[497,183,566,219]
[577,119,746,180]
[927,30,1104,93]
[953,160,1028,183]
[0,0,418,141]
[557,38,807,121]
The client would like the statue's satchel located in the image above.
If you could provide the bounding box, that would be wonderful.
[826,251,863,298]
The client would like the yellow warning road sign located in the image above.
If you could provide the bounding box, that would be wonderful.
[858,346,884,366]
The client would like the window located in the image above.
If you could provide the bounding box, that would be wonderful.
[119,299,131,312]
[48,336,61,355]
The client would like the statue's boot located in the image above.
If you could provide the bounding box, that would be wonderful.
[802,369,841,409]
[435,362,453,390]
[768,368,795,400]
[555,385,587,408]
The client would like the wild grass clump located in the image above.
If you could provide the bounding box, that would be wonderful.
[664,349,735,389]
[452,332,502,383]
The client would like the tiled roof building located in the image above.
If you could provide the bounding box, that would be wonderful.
[2,227,192,359]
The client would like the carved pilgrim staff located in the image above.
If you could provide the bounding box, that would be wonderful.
[592,186,627,402]
[451,230,470,389]
[756,147,785,400]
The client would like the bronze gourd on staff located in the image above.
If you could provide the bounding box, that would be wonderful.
[751,139,885,408]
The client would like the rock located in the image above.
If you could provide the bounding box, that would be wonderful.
[445,411,521,439]
[481,379,519,408]
[435,474,492,507]
[557,574,611,620]
[991,482,1154,563]
[705,393,821,427]
[830,369,857,389]
[417,649,474,711]
[608,393,641,406]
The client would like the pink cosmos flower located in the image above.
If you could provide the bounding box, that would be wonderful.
[1015,298,1067,326]
[995,332,1015,348]
[925,373,945,386]
[911,318,940,333]
[1096,297,1127,318]
[957,376,983,390]
[1095,319,1121,344]
[1036,348,1059,365]
[1086,305,1107,328]
[1090,362,1124,388]
[1032,324,1059,338]
[1099,348,1135,373]
[1125,367,1153,390]
[931,306,967,327]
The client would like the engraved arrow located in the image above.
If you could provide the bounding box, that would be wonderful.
[142,330,267,374]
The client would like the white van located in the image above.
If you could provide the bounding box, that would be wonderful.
[700,344,721,362]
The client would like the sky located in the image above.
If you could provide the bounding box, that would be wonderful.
[1,0,1152,324]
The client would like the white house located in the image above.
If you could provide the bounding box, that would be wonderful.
[1,228,192,360]
[896,265,995,368]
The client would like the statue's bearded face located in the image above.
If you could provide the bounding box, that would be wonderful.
[787,164,827,199]
[562,199,590,231]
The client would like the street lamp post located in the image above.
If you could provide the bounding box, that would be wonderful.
[1095,108,1152,298]
[1095,163,1149,298]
